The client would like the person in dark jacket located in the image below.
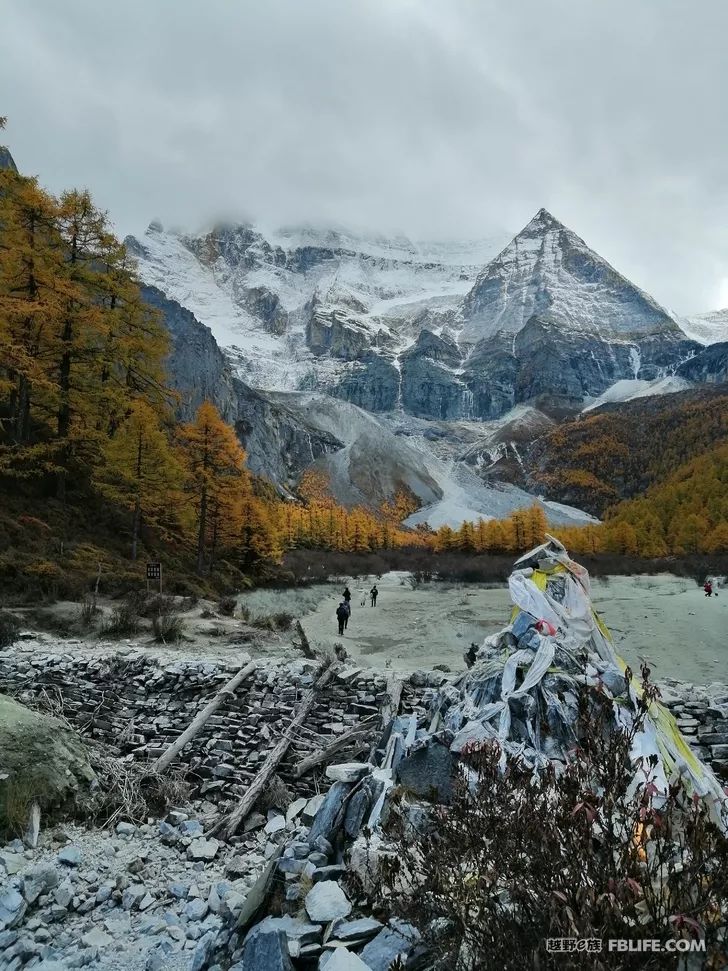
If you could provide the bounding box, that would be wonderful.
[370,584,378,607]
[336,601,349,635]
[343,587,352,604]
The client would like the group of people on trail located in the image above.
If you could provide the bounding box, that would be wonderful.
[335,583,379,635]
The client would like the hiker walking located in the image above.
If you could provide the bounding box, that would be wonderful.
[704,579,713,597]
[370,584,378,607]
[343,586,352,606]
[336,601,349,635]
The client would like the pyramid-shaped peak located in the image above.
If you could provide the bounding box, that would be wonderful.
[461,208,679,343]
[523,207,568,234]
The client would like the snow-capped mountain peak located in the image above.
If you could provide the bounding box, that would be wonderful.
[459,208,679,343]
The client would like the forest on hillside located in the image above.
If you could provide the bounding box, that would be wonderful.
[529,387,728,516]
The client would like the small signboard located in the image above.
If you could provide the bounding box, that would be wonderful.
[146,562,161,581]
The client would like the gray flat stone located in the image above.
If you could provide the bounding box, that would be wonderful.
[308,782,353,846]
[285,797,308,823]
[323,948,374,971]
[22,864,59,904]
[302,793,326,823]
[248,915,321,945]
[82,928,112,947]
[0,888,26,931]
[325,762,371,783]
[333,918,383,942]
[57,846,82,866]
[187,837,219,861]
[184,898,209,921]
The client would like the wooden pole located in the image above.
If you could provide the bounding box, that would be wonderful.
[212,659,337,840]
[293,715,377,778]
[152,661,256,774]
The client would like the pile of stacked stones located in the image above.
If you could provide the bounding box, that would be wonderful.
[193,757,425,971]
[0,786,350,971]
[0,647,433,809]
[658,677,728,781]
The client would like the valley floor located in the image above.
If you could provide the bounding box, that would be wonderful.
[291,572,728,685]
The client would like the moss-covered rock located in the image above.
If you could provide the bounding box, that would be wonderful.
[0,694,96,835]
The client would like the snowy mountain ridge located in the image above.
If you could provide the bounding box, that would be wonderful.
[129,208,728,528]
[680,308,728,346]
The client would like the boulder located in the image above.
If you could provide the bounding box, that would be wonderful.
[395,742,453,803]
[22,864,59,904]
[333,918,383,942]
[0,695,95,832]
[240,929,294,971]
[307,782,353,846]
[360,920,420,971]
[0,887,26,931]
[304,881,352,922]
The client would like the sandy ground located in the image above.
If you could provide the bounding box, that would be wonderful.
[298,572,728,685]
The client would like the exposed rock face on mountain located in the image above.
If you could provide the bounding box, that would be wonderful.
[0,146,17,172]
[127,209,701,425]
[677,342,728,385]
[144,285,339,490]
[460,209,678,341]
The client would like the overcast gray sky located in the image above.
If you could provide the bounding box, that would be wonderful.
[2,0,728,313]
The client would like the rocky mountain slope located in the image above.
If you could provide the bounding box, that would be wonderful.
[128,208,728,527]
[150,283,594,526]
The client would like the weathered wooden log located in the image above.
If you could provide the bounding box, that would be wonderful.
[212,659,337,839]
[293,715,377,778]
[152,661,256,774]
[381,676,404,725]
[293,620,317,659]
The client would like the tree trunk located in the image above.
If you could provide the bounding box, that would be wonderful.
[56,317,73,501]
[131,430,143,561]
[131,497,141,562]
[196,486,207,575]
[212,660,337,839]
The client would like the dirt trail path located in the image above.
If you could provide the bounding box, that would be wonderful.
[298,572,728,684]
